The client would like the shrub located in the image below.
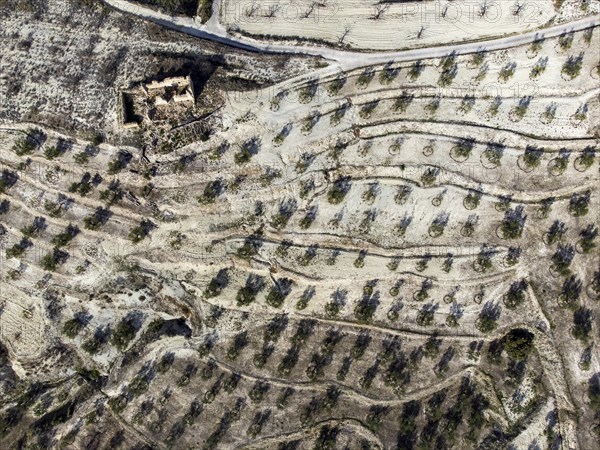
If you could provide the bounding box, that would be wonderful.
[362,182,379,203]
[265,278,294,308]
[530,56,548,79]
[442,254,453,273]
[476,302,501,333]
[588,373,600,411]
[270,198,297,230]
[52,224,79,247]
[236,231,263,259]
[502,329,534,360]
[505,246,521,266]
[276,387,294,409]
[263,315,288,343]
[327,77,346,95]
[415,255,431,272]
[83,207,111,230]
[474,246,495,273]
[198,179,224,204]
[5,238,32,259]
[416,303,437,327]
[69,172,96,197]
[62,315,88,338]
[248,381,270,404]
[559,275,582,309]
[551,244,575,276]
[295,152,315,173]
[128,219,155,243]
[273,124,291,145]
[558,31,574,50]
[236,274,266,306]
[297,244,318,266]
[379,62,400,84]
[546,220,567,245]
[408,60,424,81]
[395,214,412,237]
[414,279,432,302]
[157,352,175,373]
[572,306,593,341]
[359,101,379,119]
[503,279,528,309]
[197,0,212,22]
[429,212,449,237]
[487,96,502,117]
[354,250,366,268]
[107,150,132,175]
[234,138,260,164]
[354,290,380,323]
[579,224,598,253]
[44,146,60,160]
[576,146,595,170]
[562,53,584,79]
[591,271,600,296]
[463,190,481,209]
[204,269,229,298]
[357,68,375,87]
[296,286,315,310]
[453,138,475,159]
[457,95,475,114]
[0,199,9,215]
[82,326,110,355]
[74,151,90,164]
[99,182,124,206]
[227,331,249,360]
[0,170,19,194]
[394,92,414,112]
[330,103,349,125]
[500,205,527,239]
[438,53,458,87]
[424,95,441,115]
[324,289,345,318]
[111,314,142,350]
[538,197,554,219]
[278,345,300,376]
[499,62,517,81]
[568,190,591,217]
[299,206,318,229]
[395,185,412,204]
[298,82,317,103]
[471,50,486,66]
[21,216,46,237]
[484,142,505,166]
[327,176,352,204]
[12,133,37,156]
[512,96,532,120]
[421,167,439,186]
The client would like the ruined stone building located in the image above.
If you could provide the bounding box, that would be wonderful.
[120,75,195,129]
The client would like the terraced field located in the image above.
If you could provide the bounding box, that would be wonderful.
[0,0,599,449]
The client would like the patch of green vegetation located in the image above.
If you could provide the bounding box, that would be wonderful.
[204,269,229,298]
[502,329,534,360]
[12,133,38,156]
[393,92,414,113]
[128,219,154,244]
[62,318,85,338]
[108,395,128,414]
[197,0,212,22]
[111,316,140,350]
[588,373,600,411]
